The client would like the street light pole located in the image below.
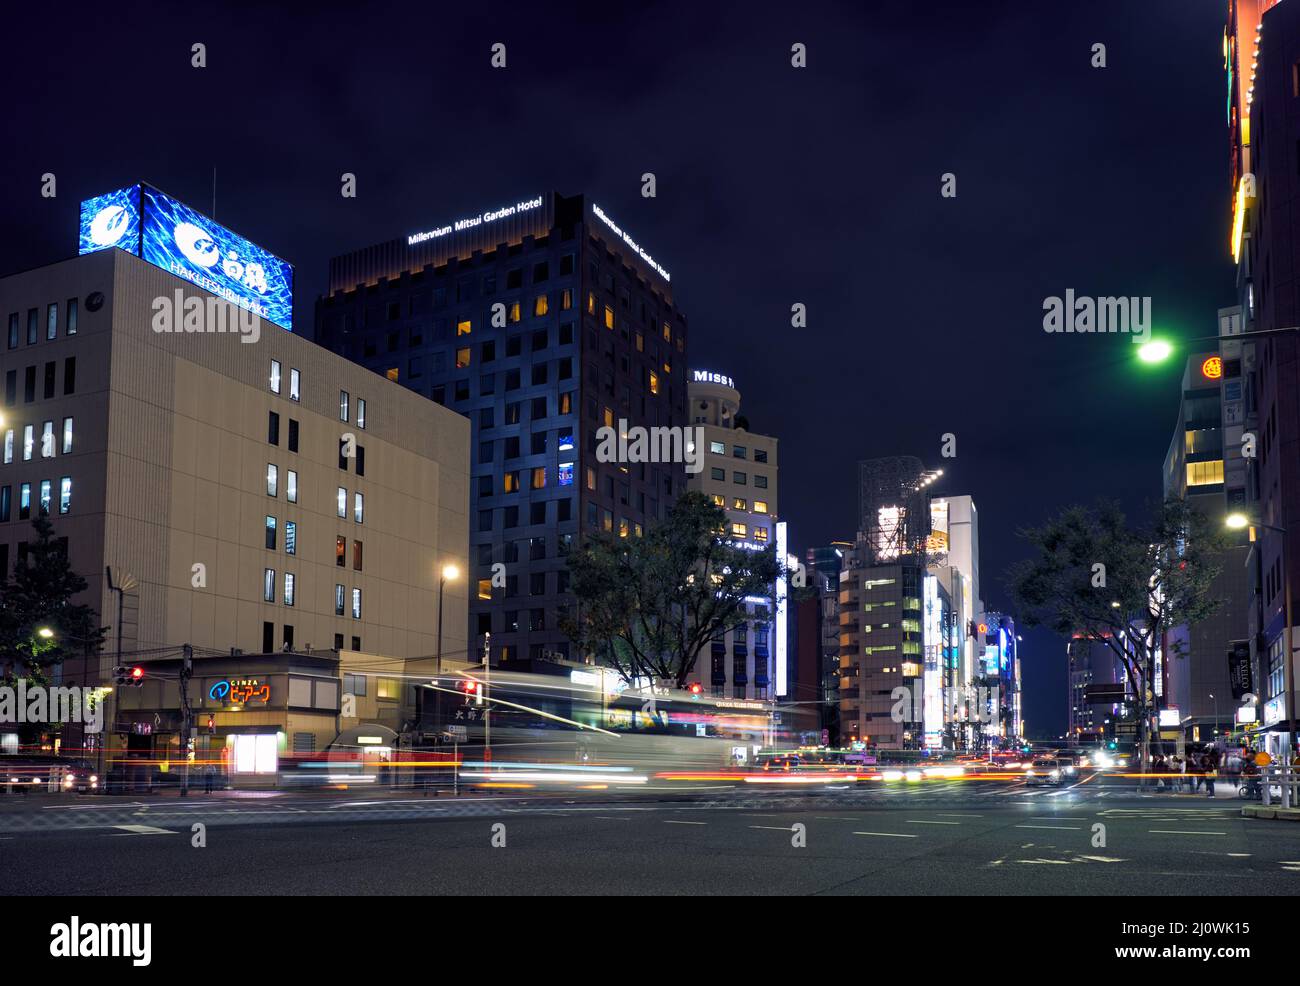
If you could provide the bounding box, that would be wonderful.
[1226,514,1295,808]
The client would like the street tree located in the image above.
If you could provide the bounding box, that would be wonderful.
[561,491,784,691]
[1008,498,1227,771]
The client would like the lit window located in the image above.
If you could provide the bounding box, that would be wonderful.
[478,579,492,601]
[337,487,347,518]
[39,480,51,517]
[456,347,471,368]
[263,568,275,603]
[754,500,768,513]
[352,588,362,619]
[753,527,768,542]
[587,292,596,314]
[662,322,671,342]
[710,494,724,507]
[1186,460,1225,487]
[267,463,278,497]
[357,399,367,429]
[509,302,521,323]
[534,295,549,317]
[603,407,614,427]
[289,368,300,402]
[731,522,747,538]
[61,417,72,454]
[340,390,350,422]
[558,462,574,486]
[385,367,399,382]
[265,515,277,550]
[41,421,54,458]
[19,483,30,520]
[732,497,747,510]
[286,470,298,503]
[561,289,573,310]
[619,518,629,538]
[59,476,71,514]
[23,425,33,461]
[354,491,364,524]
[284,572,296,607]
[710,441,725,454]
[604,305,615,330]
[531,467,547,489]
[457,319,472,336]
[585,467,595,491]
[270,360,282,394]
[285,521,296,555]
[649,371,659,395]
[504,472,520,493]
[335,584,345,616]
[3,430,11,464]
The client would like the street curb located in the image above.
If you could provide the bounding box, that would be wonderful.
[1242,805,1300,820]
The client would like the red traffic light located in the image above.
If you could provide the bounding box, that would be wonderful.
[130,667,144,680]
[460,680,478,692]
[689,682,702,694]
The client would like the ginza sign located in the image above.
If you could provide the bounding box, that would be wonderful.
[408,195,544,246]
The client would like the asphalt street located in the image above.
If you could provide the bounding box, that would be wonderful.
[2,774,1297,895]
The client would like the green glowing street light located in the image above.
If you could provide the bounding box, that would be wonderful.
[1136,339,1173,364]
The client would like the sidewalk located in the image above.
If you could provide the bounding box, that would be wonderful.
[1242,804,1300,821]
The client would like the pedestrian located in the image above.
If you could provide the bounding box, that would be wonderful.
[1190,752,1203,792]
[203,763,215,794]
[1205,748,1220,797]
[1171,755,1184,793]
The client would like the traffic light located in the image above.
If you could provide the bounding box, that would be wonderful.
[129,666,145,687]
[112,665,133,686]
[689,682,702,696]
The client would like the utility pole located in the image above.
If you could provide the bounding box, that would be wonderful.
[179,644,193,797]
[482,632,491,767]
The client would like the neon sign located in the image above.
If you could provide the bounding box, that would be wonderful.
[591,204,671,281]
[209,678,269,704]
[407,195,543,246]
[692,370,735,388]
[1201,356,1223,380]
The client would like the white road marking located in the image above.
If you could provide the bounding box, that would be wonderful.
[1148,830,1227,836]
[853,831,917,838]
[748,825,794,831]
[663,820,707,826]
[111,824,176,836]
[905,819,961,825]
[1015,824,1082,831]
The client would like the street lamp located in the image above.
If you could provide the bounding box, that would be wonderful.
[1224,512,1295,808]
[436,563,459,675]
[37,627,54,639]
[1137,339,1174,364]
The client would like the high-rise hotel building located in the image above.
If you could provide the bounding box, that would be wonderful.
[316,193,687,665]
[683,371,782,700]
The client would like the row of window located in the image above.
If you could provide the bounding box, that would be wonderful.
[3,418,73,462]
[707,440,770,464]
[263,622,361,654]
[708,467,770,488]
[6,301,77,349]
[267,361,370,432]
[4,358,76,406]
[707,494,769,514]
[261,568,362,619]
[476,568,572,601]
[0,478,72,520]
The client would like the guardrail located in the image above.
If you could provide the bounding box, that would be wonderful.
[1259,762,1299,809]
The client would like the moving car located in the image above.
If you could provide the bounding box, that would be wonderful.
[0,754,99,793]
[1024,757,1065,787]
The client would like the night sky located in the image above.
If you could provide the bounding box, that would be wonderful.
[1,0,1235,736]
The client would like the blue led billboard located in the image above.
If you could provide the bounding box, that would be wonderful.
[79,184,142,256]
[140,186,294,331]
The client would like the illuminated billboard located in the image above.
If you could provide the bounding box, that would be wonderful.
[78,183,294,331]
[79,184,142,256]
